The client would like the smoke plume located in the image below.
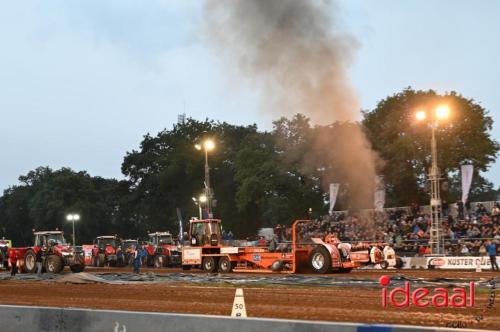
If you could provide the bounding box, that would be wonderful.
[204,0,378,209]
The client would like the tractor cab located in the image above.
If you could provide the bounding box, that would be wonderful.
[189,219,222,247]
[149,232,174,246]
[34,231,67,247]
[94,236,120,250]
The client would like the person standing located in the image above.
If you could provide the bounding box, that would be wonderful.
[133,246,141,274]
[35,249,44,277]
[9,249,18,277]
[486,240,499,271]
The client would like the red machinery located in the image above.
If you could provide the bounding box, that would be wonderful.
[181,219,357,273]
[9,231,85,273]
[91,235,122,267]
[145,232,181,268]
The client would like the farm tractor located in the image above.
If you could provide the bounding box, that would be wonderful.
[9,231,85,273]
[92,235,123,267]
[145,232,181,268]
[181,219,358,274]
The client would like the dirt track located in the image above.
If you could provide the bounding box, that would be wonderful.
[0,268,499,330]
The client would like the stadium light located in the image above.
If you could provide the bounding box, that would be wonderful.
[66,213,80,246]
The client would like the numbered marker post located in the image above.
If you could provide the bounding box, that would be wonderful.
[231,288,247,317]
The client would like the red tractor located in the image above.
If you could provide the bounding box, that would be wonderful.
[9,231,85,273]
[145,232,181,268]
[91,235,122,267]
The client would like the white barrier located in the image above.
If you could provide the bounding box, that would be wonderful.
[0,305,488,332]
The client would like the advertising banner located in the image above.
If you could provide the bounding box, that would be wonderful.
[329,183,340,215]
[461,164,474,204]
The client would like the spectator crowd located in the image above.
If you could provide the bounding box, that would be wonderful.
[272,201,500,256]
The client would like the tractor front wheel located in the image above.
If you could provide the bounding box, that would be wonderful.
[45,255,64,273]
[309,246,331,274]
[98,254,105,267]
[202,256,217,273]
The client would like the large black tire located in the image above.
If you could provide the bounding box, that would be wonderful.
[24,250,37,273]
[395,257,404,269]
[70,264,85,273]
[154,255,167,268]
[98,254,105,267]
[218,256,233,273]
[45,255,64,273]
[202,256,217,273]
[309,246,331,274]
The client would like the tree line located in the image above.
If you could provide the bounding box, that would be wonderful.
[1,88,498,245]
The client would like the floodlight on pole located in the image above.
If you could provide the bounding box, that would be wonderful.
[66,213,80,246]
[435,105,450,120]
[194,138,216,218]
[415,110,427,121]
[415,104,452,255]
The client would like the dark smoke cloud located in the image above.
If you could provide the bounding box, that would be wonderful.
[204,0,378,209]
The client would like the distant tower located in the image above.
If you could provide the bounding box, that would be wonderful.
[178,113,186,125]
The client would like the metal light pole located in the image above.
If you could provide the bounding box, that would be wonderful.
[429,125,444,255]
[195,140,215,218]
[416,106,450,256]
[66,213,80,246]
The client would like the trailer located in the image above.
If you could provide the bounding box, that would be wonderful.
[181,219,358,273]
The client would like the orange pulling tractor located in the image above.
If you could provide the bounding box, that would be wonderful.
[182,219,365,274]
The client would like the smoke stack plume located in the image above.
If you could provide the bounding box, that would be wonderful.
[204,0,378,209]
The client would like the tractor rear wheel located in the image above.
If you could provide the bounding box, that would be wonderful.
[154,255,166,268]
[218,256,233,273]
[309,246,331,274]
[24,250,37,273]
[202,256,217,273]
[98,254,105,267]
[45,255,64,273]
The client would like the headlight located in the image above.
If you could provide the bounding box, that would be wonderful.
[61,252,72,257]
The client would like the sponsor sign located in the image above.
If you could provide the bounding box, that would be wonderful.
[428,256,498,269]
[182,248,202,265]
[82,245,94,265]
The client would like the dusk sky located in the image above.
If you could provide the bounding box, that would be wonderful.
[1,0,499,191]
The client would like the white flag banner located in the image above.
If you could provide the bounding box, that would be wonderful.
[329,183,340,214]
[461,165,474,204]
[374,176,385,211]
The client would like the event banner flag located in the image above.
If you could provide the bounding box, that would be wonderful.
[461,165,474,204]
[374,176,385,211]
[329,183,340,214]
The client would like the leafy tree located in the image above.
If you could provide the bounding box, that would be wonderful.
[121,118,258,236]
[0,167,122,245]
[363,88,499,206]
